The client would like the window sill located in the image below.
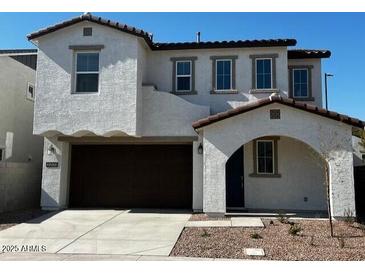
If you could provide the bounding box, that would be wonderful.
[71,91,99,95]
[210,89,238,95]
[249,173,282,178]
[291,97,315,101]
[249,89,279,94]
[170,91,197,95]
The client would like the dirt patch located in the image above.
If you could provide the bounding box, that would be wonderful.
[189,213,231,221]
[171,219,365,260]
[0,209,49,231]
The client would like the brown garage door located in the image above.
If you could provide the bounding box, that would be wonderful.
[69,144,192,209]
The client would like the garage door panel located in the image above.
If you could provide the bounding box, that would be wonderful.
[69,145,192,209]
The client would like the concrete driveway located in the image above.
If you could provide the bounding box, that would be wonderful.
[0,209,191,256]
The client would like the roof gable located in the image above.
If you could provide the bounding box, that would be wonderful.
[192,95,364,130]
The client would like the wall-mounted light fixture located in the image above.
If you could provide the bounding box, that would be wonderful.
[198,143,203,154]
[47,144,56,155]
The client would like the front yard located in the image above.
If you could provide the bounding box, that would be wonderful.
[171,218,365,260]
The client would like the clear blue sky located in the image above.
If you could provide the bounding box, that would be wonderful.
[1,12,364,120]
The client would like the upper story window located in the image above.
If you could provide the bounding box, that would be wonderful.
[75,52,99,93]
[293,69,308,98]
[288,65,314,101]
[257,140,274,174]
[26,82,35,101]
[176,60,192,92]
[216,59,232,91]
[256,58,272,89]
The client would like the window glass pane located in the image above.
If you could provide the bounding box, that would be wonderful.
[224,60,231,74]
[294,83,301,97]
[301,70,308,82]
[258,158,266,173]
[177,76,191,91]
[258,142,265,157]
[264,74,272,89]
[217,61,224,74]
[265,142,273,157]
[266,158,273,173]
[77,53,99,72]
[76,74,98,92]
[217,75,224,90]
[256,60,264,74]
[263,59,271,73]
[223,75,231,90]
[177,61,190,75]
[256,75,264,89]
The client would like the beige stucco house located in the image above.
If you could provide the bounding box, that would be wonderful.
[0,49,43,213]
[28,13,364,218]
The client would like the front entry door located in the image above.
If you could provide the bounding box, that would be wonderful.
[226,146,244,208]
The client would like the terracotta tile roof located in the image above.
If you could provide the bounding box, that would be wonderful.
[192,94,364,130]
[27,13,297,50]
[152,39,297,50]
[27,13,153,46]
[0,49,37,55]
[288,49,331,59]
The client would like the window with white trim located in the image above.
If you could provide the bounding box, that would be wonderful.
[256,140,274,174]
[293,68,308,98]
[216,59,232,90]
[176,61,192,91]
[26,82,35,100]
[256,58,272,89]
[75,52,99,93]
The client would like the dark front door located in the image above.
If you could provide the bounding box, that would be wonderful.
[69,144,193,209]
[226,146,244,208]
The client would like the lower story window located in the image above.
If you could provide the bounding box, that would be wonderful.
[256,140,274,174]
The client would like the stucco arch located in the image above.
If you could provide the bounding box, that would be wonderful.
[200,103,355,217]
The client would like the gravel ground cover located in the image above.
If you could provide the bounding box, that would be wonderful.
[0,209,49,231]
[171,219,365,260]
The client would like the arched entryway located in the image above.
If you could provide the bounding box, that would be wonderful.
[225,135,328,214]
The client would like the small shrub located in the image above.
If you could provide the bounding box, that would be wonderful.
[277,211,290,224]
[343,209,355,225]
[201,229,210,238]
[289,223,302,236]
[250,232,262,239]
[269,220,274,225]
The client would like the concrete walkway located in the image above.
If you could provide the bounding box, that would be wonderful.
[186,217,264,228]
[0,252,226,261]
[0,209,191,256]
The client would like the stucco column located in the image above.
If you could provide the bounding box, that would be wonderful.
[329,150,356,218]
[203,138,227,216]
[40,137,70,210]
[193,140,203,212]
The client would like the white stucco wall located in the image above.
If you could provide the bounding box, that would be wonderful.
[0,55,43,213]
[288,58,323,107]
[353,136,365,167]
[244,137,327,211]
[146,47,289,114]
[0,56,43,164]
[142,86,210,136]
[201,102,355,217]
[40,137,70,210]
[33,21,142,137]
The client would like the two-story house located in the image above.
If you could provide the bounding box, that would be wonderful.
[28,13,364,218]
[0,49,43,213]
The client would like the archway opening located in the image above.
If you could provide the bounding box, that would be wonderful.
[225,135,328,216]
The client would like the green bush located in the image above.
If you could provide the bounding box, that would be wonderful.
[289,223,302,236]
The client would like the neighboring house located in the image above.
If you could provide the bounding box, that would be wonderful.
[27,13,365,218]
[0,49,43,213]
